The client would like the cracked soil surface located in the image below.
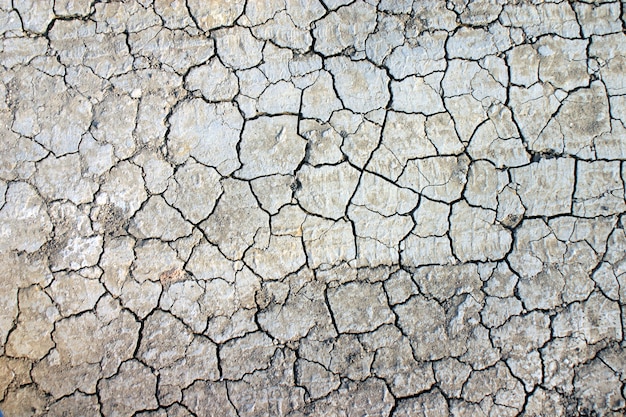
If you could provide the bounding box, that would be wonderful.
[1,0,626,416]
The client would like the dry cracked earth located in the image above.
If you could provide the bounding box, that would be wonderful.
[1,0,626,416]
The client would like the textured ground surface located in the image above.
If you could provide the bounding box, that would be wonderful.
[1,0,626,416]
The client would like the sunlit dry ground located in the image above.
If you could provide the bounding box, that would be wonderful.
[1,1,626,416]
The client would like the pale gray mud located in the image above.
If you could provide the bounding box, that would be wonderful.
[1,1,625,416]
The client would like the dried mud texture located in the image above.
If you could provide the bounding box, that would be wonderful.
[1,1,626,416]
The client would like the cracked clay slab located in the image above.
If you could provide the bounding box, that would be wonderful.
[1,1,626,416]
